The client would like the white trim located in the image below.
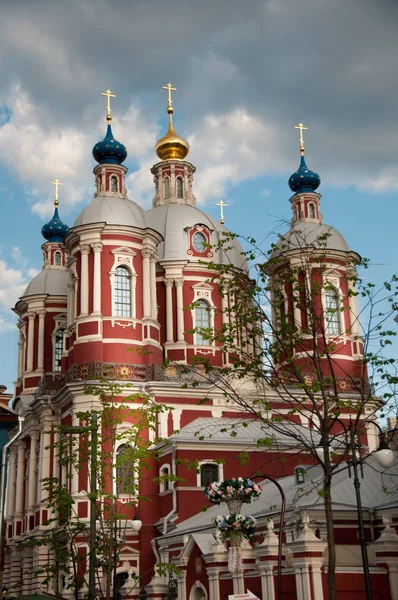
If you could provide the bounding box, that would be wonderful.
[109,248,137,320]
[159,463,171,493]
[196,460,224,487]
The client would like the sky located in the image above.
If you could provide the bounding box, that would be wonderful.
[1,0,398,394]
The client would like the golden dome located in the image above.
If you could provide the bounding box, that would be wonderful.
[155,106,190,161]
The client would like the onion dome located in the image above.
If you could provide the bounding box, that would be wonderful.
[92,122,127,165]
[288,153,321,194]
[41,200,69,243]
[155,83,189,161]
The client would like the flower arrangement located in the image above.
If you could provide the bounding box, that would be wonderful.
[205,477,262,505]
[213,513,257,542]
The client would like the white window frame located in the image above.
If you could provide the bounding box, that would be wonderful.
[164,176,170,198]
[196,460,224,487]
[109,248,137,322]
[322,275,344,337]
[51,314,67,373]
[159,463,171,494]
[114,436,138,502]
[176,176,184,198]
[110,175,119,193]
[191,283,215,350]
[54,251,62,266]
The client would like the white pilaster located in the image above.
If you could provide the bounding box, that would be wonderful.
[175,277,185,342]
[150,253,157,319]
[18,329,24,378]
[37,310,46,371]
[6,446,17,521]
[80,244,90,316]
[164,278,174,343]
[39,411,53,504]
[15,440,25,517]
[27,431,39,517]
[67,281,74,326]
[26,311,36,372]
[92,242,103,315]
[142,248,152,319]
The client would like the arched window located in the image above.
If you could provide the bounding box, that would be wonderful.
[195,300,211,345]
[176,177,183,198]
[54,252,62,266]
[116,444,135,495]
[114,266,131,317]
[309,203,315,218]
[200,463,219,487]
[54,329,64,372]
[325,287,341,335]
[164,177,170,198]
[110,176,118,192]
[159,466,170,492]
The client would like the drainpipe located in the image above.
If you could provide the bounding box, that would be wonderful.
[0,416,25,558]
[163,441,177,534]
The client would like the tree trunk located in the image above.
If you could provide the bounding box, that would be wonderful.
[323,473,337,600]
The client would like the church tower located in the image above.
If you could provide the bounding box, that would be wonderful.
[269,124,365,393]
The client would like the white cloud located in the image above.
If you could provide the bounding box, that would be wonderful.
[261,188,271,198]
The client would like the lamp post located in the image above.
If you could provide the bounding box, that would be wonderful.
[251,474,286,600]
[315,418,394,600]
[62,414,98,600]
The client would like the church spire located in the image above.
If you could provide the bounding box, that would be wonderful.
[92,89,127,165]
[288,122,321,195]
[41,180,69,243]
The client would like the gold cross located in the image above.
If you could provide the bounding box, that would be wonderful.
[162,82,177,108]
[216,200,228,224]
[294,122,308,150]
[101,89,116,120]
[50,179,63,205]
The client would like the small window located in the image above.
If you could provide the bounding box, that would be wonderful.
[176,177,183,198]
[116,444,135,495]
[54,252,62,266]
[309,204,315,218]
[195,300,211,346]
[110,176,118,192]
[54,329,64,372]
[192,232,207,253]
[295,467,305,484]
[200,463,219,487]
[114,266,131,318]
[325,287,341,335]
[164,177,170,198]
[160,466,170,492]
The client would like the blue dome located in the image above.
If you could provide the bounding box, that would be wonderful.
[288,154,320,194]
[41,206,70,243]
[92,123,127,165]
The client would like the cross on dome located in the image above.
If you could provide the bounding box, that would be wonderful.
[50,178,63,206]
[155,81,189,161]
[162,83,177,111]
[101,89,116,122]
[216,200,228,225]
[294,122,308,154]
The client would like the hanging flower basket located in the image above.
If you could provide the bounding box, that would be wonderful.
[204,477,262,506]
[213,513,257,573]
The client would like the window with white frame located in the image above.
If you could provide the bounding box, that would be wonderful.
[176,177,183,198]
[309,203,315,218]
[54,251,62,266]
[110,176,118,192]
[116,444,135,495]
[325,287,341,335]
[199,462,220,487]
[195,300,211,345]
[54,329,64,372]
[114,266,132,317]
[159,465,170,493]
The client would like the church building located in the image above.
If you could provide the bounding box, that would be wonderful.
[2,87,397,600]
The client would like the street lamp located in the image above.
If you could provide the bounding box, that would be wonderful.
[317,418,395,600]
[251,474,286,600]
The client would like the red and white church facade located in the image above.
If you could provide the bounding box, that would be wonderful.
[2,93,398,600]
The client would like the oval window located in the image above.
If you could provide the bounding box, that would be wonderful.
[192,232,207,253]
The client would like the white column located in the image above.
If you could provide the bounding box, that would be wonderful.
[39,413,53,504]
[207,571,220,600]
[17,329,24,378]
[164,278,174,343]
[6,446,17,520]
[67,281,74,326]
[92,242,103,315]
[37,310,46,371]
[170,163,176,196]
[347,272,360,336]
[232,574,244,594]
[142,248,151,319]
[150,253,157,319]
[15,440,25,517]
[175,277,185,342]
[312,565,324,600]
[176,570,187,600]
[80,244,90,316]
[26,311,36,372]
[27,431,39,516]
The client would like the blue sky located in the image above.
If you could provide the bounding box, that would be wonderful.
[0,0,398,395]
